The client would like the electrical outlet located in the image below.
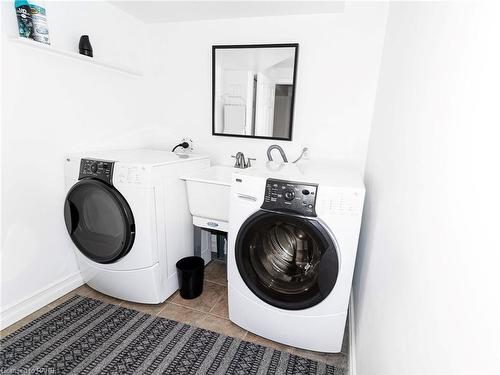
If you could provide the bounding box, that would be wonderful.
[180,137,194,152]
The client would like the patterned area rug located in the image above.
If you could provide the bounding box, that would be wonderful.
[0,296,344,374]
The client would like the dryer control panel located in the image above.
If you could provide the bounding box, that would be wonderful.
[262,178,318,217]
[79,159,114,185]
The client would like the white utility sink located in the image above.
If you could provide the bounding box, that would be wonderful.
[182,165,234,232]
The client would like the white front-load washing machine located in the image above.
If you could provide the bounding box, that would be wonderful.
[64,149,209,303]
[227,164,365,352]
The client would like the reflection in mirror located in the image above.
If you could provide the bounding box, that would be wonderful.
[212,44,298,140]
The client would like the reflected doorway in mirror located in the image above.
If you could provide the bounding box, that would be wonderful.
[212,44,299,141]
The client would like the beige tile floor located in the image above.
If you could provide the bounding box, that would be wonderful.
[1,260,348,368]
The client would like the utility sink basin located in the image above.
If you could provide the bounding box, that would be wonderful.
[182,165,234,232]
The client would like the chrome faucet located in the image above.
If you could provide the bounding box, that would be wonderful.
[231,152,255,169]
[267,145,288,162]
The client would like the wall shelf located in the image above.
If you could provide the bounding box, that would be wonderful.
[7,36,143,77]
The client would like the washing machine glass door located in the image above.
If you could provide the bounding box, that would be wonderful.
[235,210,339,310]
[64,178,135,264]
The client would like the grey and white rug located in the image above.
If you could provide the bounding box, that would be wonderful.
[0,295,344,374]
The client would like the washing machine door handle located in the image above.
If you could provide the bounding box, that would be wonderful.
[64,199,79,235]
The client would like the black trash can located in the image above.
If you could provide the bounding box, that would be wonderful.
[176,256,205,299]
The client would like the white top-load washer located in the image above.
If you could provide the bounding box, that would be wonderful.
[227,163,365,353]
[64,149,210,304]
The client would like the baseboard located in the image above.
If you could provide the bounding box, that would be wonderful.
[349,291,357,375]
[0,272,84,330]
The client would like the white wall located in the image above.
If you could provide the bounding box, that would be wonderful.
[353,2,500,374]
[0,1,147,326]
[144,3,388,171]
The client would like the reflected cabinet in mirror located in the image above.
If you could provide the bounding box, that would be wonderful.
[212,44,298,140]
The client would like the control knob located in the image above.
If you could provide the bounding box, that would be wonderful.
[284,189,295,201]
[90,163,98,173]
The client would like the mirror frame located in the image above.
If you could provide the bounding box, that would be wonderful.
[212,43,299,141]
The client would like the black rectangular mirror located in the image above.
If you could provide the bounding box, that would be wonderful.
[212,44,298,141]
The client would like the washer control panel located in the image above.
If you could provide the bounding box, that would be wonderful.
[262,178,318,217]
[79,158,114,185]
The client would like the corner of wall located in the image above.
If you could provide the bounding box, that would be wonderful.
[350,4,391,374]
[349,291,357,375]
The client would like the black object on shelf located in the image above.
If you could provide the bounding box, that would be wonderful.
[176,256,205,299]
[79,35,93,57]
